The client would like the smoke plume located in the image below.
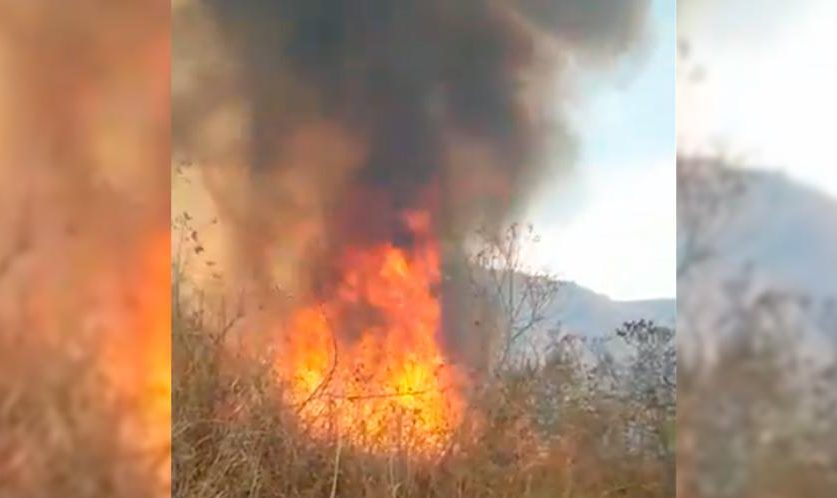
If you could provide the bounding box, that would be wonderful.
[176,0,649,292]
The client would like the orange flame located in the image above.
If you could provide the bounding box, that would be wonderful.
[276,211,462,453]
[101,231,171,488]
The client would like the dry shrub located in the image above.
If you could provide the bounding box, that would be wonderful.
[173,290,673,498]
[0,332,163,498]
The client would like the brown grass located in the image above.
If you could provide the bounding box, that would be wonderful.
[172,297,673,498]
[0,331,165,498]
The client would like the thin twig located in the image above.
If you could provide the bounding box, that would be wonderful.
[295,304,339,414]
[323,387,450,402]
[329,433,342,498]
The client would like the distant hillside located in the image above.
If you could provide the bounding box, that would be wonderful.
[678,161,837,366]
[550,281,675,338]
[469,266,675,353]
[710,168,837,298]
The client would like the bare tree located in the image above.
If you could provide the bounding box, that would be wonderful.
[468,223,562,375]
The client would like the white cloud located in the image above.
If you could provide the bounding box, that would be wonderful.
[521,0,675,301]
[679,0,837,198]
[526,158,675,300]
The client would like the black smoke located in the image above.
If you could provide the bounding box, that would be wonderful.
[174,0,652,362]
[179,0,649,247]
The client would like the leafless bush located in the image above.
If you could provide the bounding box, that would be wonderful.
[677,156,837,497]
[173,219,675,497]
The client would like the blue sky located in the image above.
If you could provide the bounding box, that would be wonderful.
[524,0,676,301]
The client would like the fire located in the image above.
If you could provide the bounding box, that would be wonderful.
[101,231,172,488]
[276,211,463,453]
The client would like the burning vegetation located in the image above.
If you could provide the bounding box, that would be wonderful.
[175,0,649,430]
[173,0,673,496]
[279,211,463,453]
[0,2,170,497]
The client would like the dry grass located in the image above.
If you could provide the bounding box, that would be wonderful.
[677,323,837,498]
[0,331,165,498]
[173,297,673,498]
